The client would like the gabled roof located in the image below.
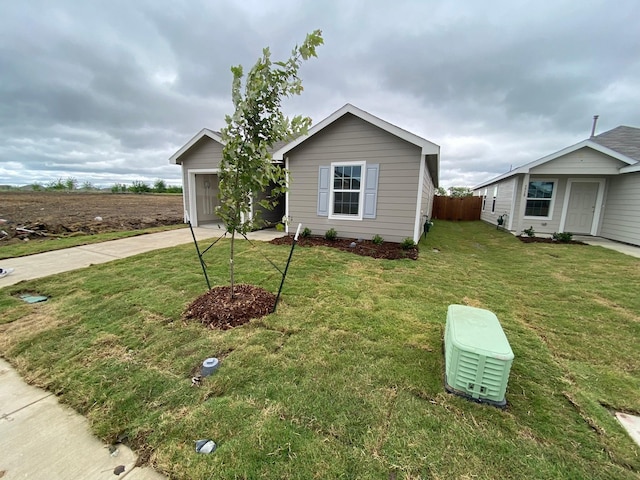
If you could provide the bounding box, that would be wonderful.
[169,128,223,165]
[169,104,441,185]
[273,103,440,160]
[473,126,640,190]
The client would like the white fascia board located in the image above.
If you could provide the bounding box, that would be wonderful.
[273,103,440,161]
[620,162,640,173]
[473,140,638,190]
[169,128,224,164]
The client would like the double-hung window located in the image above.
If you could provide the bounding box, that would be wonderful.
[332,164,363,217]
[317,161,378,220]
[525,180,555,218]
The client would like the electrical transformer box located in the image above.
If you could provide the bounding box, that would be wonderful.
[444,305,514,407]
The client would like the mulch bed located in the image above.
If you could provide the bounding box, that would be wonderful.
[270,235,419,260]
[183,284,276,329]
[517,236,586,245]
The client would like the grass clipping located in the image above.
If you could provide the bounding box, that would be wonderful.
[183,284,276,329]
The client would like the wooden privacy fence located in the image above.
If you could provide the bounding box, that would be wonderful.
[432,196,482,221]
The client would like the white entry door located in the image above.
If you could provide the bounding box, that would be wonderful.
[564,182,599,234]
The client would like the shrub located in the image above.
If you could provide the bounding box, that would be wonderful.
[64,177,78,190]
[401,237,417,250]
[166,185,183,194]
[46,178,66,190]
[301,227,312,238]
[111,183,127,193]
[372,234,384,245]
[553,232,573,243]
[129,180,151,193]
[153,179,167,193]
[522,226,535,237]
[324,228,338,241]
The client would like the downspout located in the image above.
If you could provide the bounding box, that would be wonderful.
[284,156,290,234]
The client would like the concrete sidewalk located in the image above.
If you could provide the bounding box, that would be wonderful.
[0,226,284,479]
[572,235,640,258]
[0,226,284,287]
[0,359,166,480]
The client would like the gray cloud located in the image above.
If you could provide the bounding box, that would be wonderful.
[1,0,638,189]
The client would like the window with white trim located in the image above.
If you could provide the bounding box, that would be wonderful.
[491,186,498,213]
[317,162,379,221]
[332,164,362,216]
[482,188,487,211]
[525,180,555,217]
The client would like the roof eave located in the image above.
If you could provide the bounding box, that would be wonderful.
[620,162,640,173]
[473,138,638,189]
[273,103,440,160]
[169,128,224,165]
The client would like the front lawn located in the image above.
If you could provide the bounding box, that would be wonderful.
[0,221,638,479]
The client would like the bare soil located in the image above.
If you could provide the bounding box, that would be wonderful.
[0,191,184,244]
[270,235,419,260]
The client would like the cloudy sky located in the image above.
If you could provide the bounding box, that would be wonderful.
[1,0,639,189]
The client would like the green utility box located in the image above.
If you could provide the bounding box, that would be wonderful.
[444,305,514,407]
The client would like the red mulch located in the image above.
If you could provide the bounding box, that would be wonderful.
[517,236,586,245]
[270,235,419,260]
[183,284,276,329]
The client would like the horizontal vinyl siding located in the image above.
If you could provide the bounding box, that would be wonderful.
[182,137,224,169]
[478,178,515,224]
[180,138,224,203]
[531,148,626,175]
[600,173,640,246]
[288,113,421,243]
[422,159,434,219]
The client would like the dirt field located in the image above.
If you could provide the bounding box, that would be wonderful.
[0,191,185,244]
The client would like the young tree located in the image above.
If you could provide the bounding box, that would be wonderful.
[217,30,323,298]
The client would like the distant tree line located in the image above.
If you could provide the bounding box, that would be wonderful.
[16,177,182,194]
[435,186,473,197]
[110,179,182,194]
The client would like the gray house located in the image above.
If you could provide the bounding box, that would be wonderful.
[473,126,640,247]
[170,104,440,243]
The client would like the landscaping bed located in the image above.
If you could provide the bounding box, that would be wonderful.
[183,284,276,329]
[270,235,419,260]
[517,236,586,245]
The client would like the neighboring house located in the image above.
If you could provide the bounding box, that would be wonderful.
[472,126,640,246]
[170,104,440,243]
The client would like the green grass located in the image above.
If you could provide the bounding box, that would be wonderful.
[0,221,638,479]
[0,224,185,260]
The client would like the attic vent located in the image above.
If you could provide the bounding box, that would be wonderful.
[444,305,514,407]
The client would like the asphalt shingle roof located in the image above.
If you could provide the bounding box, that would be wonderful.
[591,126,640,162]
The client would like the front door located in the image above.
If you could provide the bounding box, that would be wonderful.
[564,182,599,234]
